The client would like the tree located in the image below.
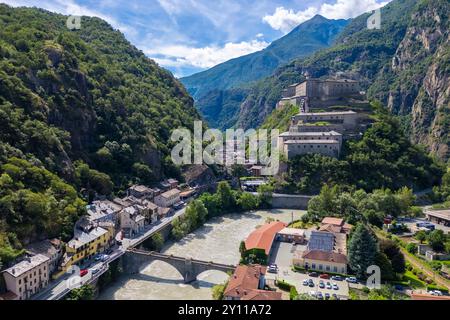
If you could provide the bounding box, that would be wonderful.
[237,192,259,211]
[406,243,418,254]
[257,184,274,208]
[217,181,236,211]
[212,282,227,300]
[150,232,164,252]
[239,241,247,258]
[375,252,395,281]
[415,230,428,244]
[231,164,247,190]
[67,285,95,300]
[348,224,378,279]
[380,239,405,274]
[427,230,446,251]
[198,193,221,217]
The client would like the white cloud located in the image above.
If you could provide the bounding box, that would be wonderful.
[263,0,390,34]
[145,40,269,69]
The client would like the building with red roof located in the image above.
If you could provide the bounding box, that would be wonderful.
[244,221,287,255]
[224,265,282,300]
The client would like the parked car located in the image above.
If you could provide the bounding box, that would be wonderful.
[325,293,330,300]
[309,291,316,297]
[319,274,330,279]
[308,281,315,288]
[430,290,443,296]
[91,267,100,275]
[80,269,89,277]
[303,279,309,286]
[326,282,332,289]
[331,275,343,281]
[94,255,102,262]
[308,272,319,277]
[316,292,324,300]
[267,266,277,274]
[332,293,339,300]
[319,281,325,289]
[345,277,358,283]
[100,254,110,262]
[332,283,339,290]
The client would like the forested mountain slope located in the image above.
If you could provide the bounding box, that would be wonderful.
[0,5,200,264]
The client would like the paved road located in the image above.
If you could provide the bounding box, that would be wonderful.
[32,207,187,300]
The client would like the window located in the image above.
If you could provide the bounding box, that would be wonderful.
[333,266,338,272]
[326,266,330,271]
[319,265,323,271]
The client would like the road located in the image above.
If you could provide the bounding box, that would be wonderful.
[32,206,187,300]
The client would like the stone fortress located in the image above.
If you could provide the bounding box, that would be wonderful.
[277,77,370,159]
[277,77,367,112]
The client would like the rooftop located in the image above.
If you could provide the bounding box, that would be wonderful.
[245,221,287,255]
[224,265,266,299]
[159,188,181,198]
[241,290,282,301]
[129,185,154,193]
[296,111,357,116]
[67,227,108,250]
[280,131,341,137]
[302,250,348,264]
[425,209,450,221]
[321,217,345,226]
[26,239,61,258]
[308,231,335,252]
[278,228,305,237]
[3,254,50,278]
[284,139,340,144]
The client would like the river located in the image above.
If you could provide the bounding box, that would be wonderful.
[99,209,305,300]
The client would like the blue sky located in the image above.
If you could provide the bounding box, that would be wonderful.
[1,0,390,77]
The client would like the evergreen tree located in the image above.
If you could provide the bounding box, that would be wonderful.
[348,224,378,279]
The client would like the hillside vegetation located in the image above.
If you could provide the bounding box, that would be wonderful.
[0,5,200,266]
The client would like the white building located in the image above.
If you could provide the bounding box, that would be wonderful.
[2,254,50,300]
[154,189,181,208]
[283,139,341,158]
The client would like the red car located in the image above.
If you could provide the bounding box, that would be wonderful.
[80,269,89,277]
[319,274,330,279]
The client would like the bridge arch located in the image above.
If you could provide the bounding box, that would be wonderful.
[138,259,186,281]
[123,249,235,283]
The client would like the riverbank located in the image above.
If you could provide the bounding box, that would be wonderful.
[98,209,305,300]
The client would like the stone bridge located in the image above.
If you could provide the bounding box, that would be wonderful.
[123,248,236,283]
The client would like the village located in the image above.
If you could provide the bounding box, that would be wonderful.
[1,77,449,302]
[0,178,194,300]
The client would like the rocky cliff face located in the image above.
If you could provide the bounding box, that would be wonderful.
[231,0,449,160]
[388,2,449,158]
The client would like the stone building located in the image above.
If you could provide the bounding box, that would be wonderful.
[277,78,362,110]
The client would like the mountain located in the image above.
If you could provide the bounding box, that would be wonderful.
[0,5,201,261]
[180,15,349,128]
[233,0,449,159]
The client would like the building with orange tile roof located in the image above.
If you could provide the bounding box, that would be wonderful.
[321,217,353,234]
[224,265,282,300]
[244,221,287,255]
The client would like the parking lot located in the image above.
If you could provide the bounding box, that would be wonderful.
[400,217,449,234]
[266,241,350,299]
